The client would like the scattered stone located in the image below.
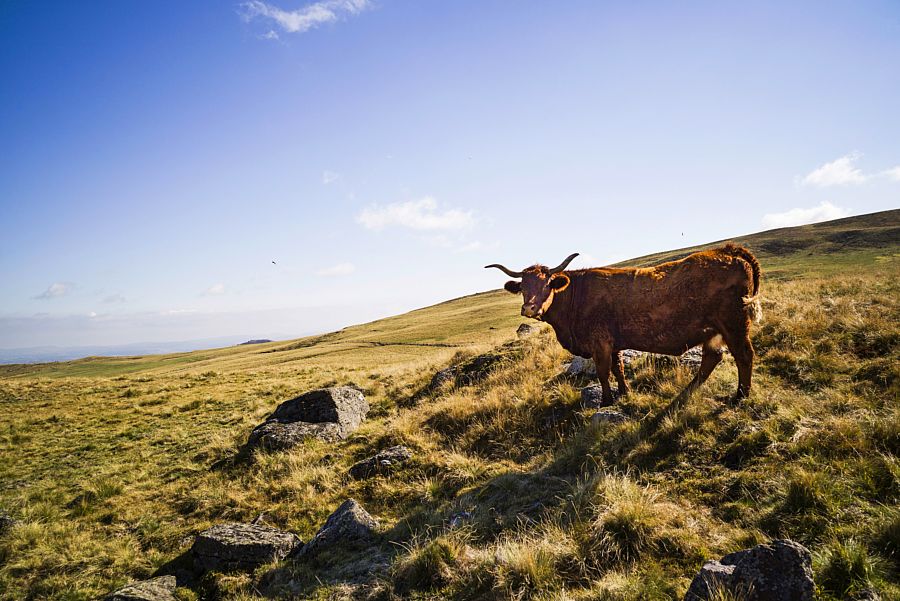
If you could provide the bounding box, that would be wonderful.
[680,346,704,367]
[619,349,643,365]
[565,356,597,377]
[428,367,458,391]
[516,323,541,338]
[684,539,814,601]
[449,511,474,528]
[349,445,412,480]
[299,499,378,559]
[105,575,178,601]
[247,387,368,451]
[192,523,302,572]
[851,590,881,601]
[591,409,629,427]
[581,384,629,407]
[0,512,15,534]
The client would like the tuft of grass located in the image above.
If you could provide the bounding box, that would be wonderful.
[815,539,881,597]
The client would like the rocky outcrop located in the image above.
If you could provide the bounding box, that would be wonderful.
[349,446,412,480]
[566,356,597,377]
[684,539,814,601]
[516,323,542,338]
[428,351,509,391]
[191,523,302,572]
[0,512,15,534]
[105,575,178,601]
[591,409,629,427]
[298,499,378,559]
[247,387,368,451]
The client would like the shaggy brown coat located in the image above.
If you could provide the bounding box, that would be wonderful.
[490,244,762,404]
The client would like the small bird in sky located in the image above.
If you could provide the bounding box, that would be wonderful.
[271,260,277,265]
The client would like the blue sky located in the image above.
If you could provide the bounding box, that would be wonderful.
[1,0,899,350]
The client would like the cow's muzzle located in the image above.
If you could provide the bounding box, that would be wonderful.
[521,305,542,319]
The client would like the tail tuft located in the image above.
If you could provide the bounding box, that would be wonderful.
[744,294,763,324]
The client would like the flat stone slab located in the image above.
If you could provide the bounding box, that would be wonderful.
[591,409,629,427]
[192,523,302,572]
[105,575,177,601]
[349,445,412,480]
[684,539,813,601]
[299,499,378,559]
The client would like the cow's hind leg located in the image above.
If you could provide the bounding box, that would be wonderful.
[721,329,755,401]
[592,349,615,406]
[678,336,724,399]
[611,350,629,397]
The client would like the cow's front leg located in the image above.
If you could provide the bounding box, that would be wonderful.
[611,350,629,397]
[592,349,614,406]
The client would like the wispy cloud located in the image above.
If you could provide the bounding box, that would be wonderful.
[762,201,850,228]
[203,283,226,296]
[357,197,475,231]
[322,170,339,184]
[800,153,867,187]
[315,262,356,276]
[33,282,73,300]
[261,29,280,41]
[883,165,900,182]
[102,294,126,304]
[241,0,372,35]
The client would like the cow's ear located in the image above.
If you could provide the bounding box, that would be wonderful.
[549,274,570,292]
[504,280,521,294]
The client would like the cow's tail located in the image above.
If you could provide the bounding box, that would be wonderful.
[723,243,763,324]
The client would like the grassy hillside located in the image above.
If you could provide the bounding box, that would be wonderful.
[0,209,898,600]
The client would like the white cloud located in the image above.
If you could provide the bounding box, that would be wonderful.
[800,153,867,187]
[882,165,900,181]
[241,0,371,34]
[762,201,851,228]
[34,282,72,300]
[322,170,339,184]
[357,197,475,231]
[315,262,355,276]
[88,311,98,318]
[261,29,280,40]
[203,283,226,296]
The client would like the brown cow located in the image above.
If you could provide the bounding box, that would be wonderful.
[486,244,762,404]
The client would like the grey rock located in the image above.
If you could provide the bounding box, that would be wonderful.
[516,323,541,338]
[428,367,458,391]
[192,523,302,572]
[299,499,378,558]
[591,409,629,427]
[851,590,881,601]
[349,445,412,480]
[0,512,15,534]
[680,346,704,367]
[429,352,506,391]
[566,356,597,377]
[105,575,178,601]
[581,384,627,408]
[247,387,368,451]
[684,539,813,601]
[248,421,344,450]
[269,387,368,433]
[619,349,643,365]
[449,511,474,528]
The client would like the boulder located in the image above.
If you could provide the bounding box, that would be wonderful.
[581,384,628,407]
[192,523,302,572]
[247,387,368,451]
[105,575,178,601]
[428,367,458,391]
[680,346,704,367]
[620,349,643,365]
[516,323,541,338]
[268,387,368,433]
[428,352,506,391]
[248,421,344,450]
[591,410,629,427]
[566,356,597,377]
[299,499,378,558]
[349,445,412,480]
[684,539,814,601]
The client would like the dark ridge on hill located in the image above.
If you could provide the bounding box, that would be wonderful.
[618,208,900,268]
[238,339,273,345]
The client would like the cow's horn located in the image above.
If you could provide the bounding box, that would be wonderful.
[549,253,579,274]
[484,263,523,278]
